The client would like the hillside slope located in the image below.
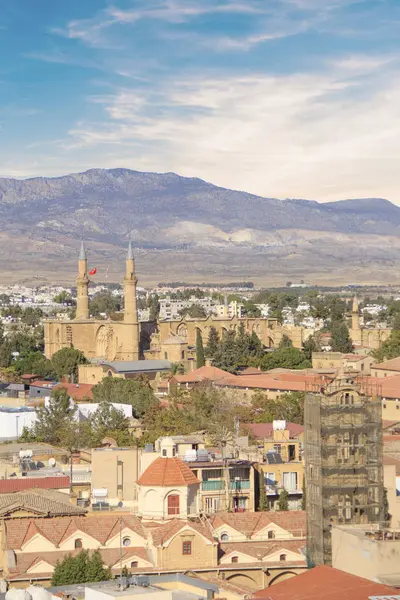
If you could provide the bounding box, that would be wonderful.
[0,168,399,285]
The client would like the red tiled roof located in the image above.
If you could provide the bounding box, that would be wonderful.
[137,457,200,487]
[220,540,306,561]
[54,383,94,400]
[209,511,306,538]
[148,519,215,546]
[22,374,40,380]
[214,373,309,392]
[4,515,146,550]
[244,422,304,440]
[373,357,400,371]
[0,477,70,494]
[175,366,235,384]
[253,565,399,600]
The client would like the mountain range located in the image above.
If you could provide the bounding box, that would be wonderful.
[1,168,399,286]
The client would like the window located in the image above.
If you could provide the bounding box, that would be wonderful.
[181,351,185,360]
[268,530,275,539]
[231,556,239,563]
[279,554,286,562]
[123,537,131,547]
[131,561,138,568]
[182,541,192,555]
[162,449,167,457]
[168,494,180,515]
[397,405,399,410]
[164,352,168,360]
[108,370,113,377]
[383,404,387,409]
[220,532,229,542]
[74,539,83,549]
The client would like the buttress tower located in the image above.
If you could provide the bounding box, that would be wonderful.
[76,242,89,320]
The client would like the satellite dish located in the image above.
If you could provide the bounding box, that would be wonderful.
[118,501,123,508]
[48,458,56,467]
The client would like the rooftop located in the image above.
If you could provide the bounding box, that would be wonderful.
[98,360,171,373]
[0,488,86,518]
[244,422,304,440]
[253,565,399,600]
[0,476,70,494]
[54,382,94,400]
[138,457,200,487]
[374,357,400,372]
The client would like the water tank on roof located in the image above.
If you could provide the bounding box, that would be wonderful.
[184,449,197,462]
[26,586,52,600]
[48,458,56,467]
[196,449,210,462]
[19,450,33,460]
[273,420,286,431]
[6,590,32,600]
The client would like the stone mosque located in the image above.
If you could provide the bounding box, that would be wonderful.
[44,244,390,377]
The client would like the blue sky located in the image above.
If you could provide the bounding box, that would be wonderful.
[0,0,399,201]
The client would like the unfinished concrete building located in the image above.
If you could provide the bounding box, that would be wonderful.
[305,374,383,565]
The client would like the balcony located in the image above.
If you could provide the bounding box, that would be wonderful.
[202,480,224,491]
[230,480,250,491]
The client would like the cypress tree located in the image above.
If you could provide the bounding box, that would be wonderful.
[205,326,219,358]
[278,489,289,511]
[196,330,206,368]
[258,471,269,511]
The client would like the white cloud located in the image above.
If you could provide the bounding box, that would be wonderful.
[41,57,397,202]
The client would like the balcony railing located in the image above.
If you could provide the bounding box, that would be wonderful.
[202,480,225,491]
[230,480,250,490]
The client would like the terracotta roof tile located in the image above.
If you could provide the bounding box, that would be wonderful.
[209,512,306,538]
[148,519,215,547]
[0,489,85,518]
[253,564,399,600]
[374,357,400,371]
[5,515,147,550]
[244,423,304,440]
[54,383,94,400]
[220,540,306,560]
[0,477,70,494]
[137,457,200,487]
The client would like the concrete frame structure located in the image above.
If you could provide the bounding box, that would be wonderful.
[305,374,384,565]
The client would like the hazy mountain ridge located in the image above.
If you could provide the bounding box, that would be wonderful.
[0,168,399,285]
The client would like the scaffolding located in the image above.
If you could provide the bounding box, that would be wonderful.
[305,374,384,565]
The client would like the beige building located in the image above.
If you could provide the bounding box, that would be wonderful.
[372,357,400,378]
[91,447,140,509]
[312,352,374,375]
[44,243,141,363]
[260,422,304,510]
[350,296,391,350]
[331,524,400,587]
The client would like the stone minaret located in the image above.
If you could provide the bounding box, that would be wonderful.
[76,242,89,320]
[352,295,360,331]
[123,242,140,360]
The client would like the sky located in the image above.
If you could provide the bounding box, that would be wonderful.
[0,0,399,201]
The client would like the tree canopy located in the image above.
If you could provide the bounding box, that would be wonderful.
[91,377,158,418]
[330,321,353,353]
[51,347,87,382]
[51,550,111,586]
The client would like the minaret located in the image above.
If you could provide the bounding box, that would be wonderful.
[123,242,140,360]
[124,241,138,323]
[75,242,89,320]
[351,295,360,331]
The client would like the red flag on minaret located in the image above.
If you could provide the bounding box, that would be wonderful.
[89,268,97,276]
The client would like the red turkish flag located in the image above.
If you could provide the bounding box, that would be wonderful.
[89,268,97,276]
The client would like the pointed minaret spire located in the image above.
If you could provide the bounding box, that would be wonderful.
[76,242,89,320]
[79,241,87,261]
[127,240,134,260]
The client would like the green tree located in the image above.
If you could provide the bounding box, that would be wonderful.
[258,471,269,511]
[32,388,79,446]
[53,290,74,305]
[243,301,261,317]
[0,341,12,368]
[251,392,305,425]
[213,330,239,373]
[91,378,158,418]
[14,351,55,378]
[148,294,160,321]
[88,401,133,447]
[259,347,311,371]
[373,330,400,362]
[302,336,320,360]
[330,321,353,353]
[279,335,293,348]
[196,330,206,368]
[51,347,87,382]
[278,489,289,511]
[52,550,111,586]
[179,304,207,319]
[205,327,219,358]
